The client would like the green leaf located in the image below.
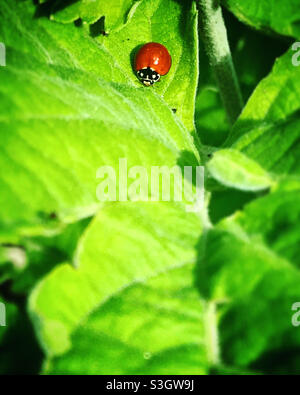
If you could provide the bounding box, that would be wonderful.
[227,48,300,177]
[51,0,138,30]
[0,0,199,235]
[195,86,228,147]
[208,189,256,224]
[222,0,300,39]
[228,13,291,99]
[194,12,288,148]
[11,218,91,294]
[46,264,208,374]
[29,202,208,373]
[207,149,274,191]
[198,180,300,368]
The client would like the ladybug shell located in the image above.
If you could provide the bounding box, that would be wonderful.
[135,42,172,76]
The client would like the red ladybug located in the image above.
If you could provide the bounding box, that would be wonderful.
[135,42,172,86]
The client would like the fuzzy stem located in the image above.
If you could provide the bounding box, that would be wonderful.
[204,301,220,366]
[197,0,244,125]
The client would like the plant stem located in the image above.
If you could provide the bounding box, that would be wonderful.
[197,0,244,125]
[204,301,220,366]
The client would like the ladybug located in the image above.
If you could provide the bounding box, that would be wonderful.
[134,42,172,86]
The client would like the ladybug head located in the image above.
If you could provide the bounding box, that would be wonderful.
[137,67,160,86]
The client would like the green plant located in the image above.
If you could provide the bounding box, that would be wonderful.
[0,0,300,375]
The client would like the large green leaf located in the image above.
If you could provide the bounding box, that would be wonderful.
[50,0,138,30]
[45,264,209,374]
[29,202,209,373]
[0,0,199,236]
[226,48,300,177]
[222,0,300,39]
[198,179,300,369]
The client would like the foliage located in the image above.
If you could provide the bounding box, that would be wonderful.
[0,0,300,374]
